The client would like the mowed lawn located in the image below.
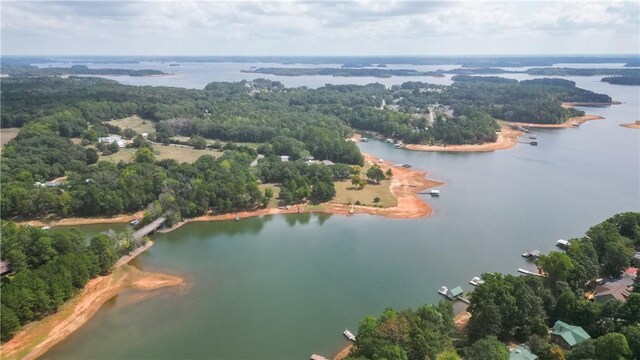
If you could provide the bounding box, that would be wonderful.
[99,145,223,163]
[107,116,156,134]
[0,128,20,154]
[332,177,396,208]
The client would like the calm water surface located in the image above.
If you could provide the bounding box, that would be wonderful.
[43,65,639,359]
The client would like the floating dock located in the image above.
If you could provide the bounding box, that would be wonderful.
[518,268,542,277]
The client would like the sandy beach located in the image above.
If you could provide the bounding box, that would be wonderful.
[620,120,640,129]
[0,259,184,360]
[404,124,524,152]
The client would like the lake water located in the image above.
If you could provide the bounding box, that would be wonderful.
[42,64,639,359]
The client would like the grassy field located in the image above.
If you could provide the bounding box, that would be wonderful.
[0,128,20,154]
[171,136,261,149]
[257,184,282,208]
[332,178,396,208]
[107,116,156,134]
[99,145,222,163]
[331,162,397,208]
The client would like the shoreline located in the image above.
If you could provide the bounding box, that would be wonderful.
[404,124,524,152]
[160,152,441,233]
[0,244,185,360]
[561,101,621,108]
[18,153,441,232]
[620,120,640,129]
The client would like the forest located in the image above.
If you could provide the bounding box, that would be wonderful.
[0,222,146,341]
[346,212,640,360]
[0,75,613,220]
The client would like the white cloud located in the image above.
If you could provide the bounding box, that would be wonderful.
[1,0,638,55]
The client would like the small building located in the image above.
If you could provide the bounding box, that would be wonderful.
[98,135,125,148]
[446,286,464,300]
[279,155,290,162]
[322,160,334,166]
[0,260,12,276]
[633,252,640,266]
[510,344,538,360]
[551,320,590,349]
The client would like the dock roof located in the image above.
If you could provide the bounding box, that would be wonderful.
[448,286,464,298]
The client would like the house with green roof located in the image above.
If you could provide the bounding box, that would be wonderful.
[510,344,537,360]
[551,320,591,349]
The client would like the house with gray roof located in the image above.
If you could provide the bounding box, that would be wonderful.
[510,344,537,360]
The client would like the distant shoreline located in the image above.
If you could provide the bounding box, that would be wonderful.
[620,120,640,129]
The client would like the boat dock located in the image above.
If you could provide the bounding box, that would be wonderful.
[518,268,542,277]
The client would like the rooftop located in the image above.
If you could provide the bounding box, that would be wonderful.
[551,320,590,347]
[510,344,538,360]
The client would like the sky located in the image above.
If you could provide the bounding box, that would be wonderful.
[1,0,639,56]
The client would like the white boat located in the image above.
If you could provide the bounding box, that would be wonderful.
[394,143,404,149]
[130,219,140,226]
[428,190,440,197]
[41,225,51,230]
[521,252,531,258]
[529,135,537,139]
[385,139,394,143]
[360,138,368,142]
[343,329,356,341]
[438,286,448,296]
[469,277,484,286]
[556,239,570,248]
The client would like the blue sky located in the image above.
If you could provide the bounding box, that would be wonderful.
[1,0,638,56]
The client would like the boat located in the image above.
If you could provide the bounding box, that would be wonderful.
[130,218,140,226]
[360,137,368,142]
[378,159,384,163]
[522,252,531,258]
[556,239,570,249]
[385,139,394,143]
[402,164,412,168]
[235,212,240,221]
[343,329,356,341]
[438,286,448,296]
[394,143,405,149]
[530,141,538,146]
[529,135,537,139]
[41,225,51,230]
[469,277,485,286]
[428,189,440,197]
[349,204,355,214]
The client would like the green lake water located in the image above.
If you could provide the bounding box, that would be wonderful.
[42,68,639,360]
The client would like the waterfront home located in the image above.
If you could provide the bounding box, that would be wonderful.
[510,344,537,360]
[551,320,590,349]
[594,282,631,303]
[279,155,290,162]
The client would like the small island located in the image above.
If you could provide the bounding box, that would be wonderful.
[601,76,640,85]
